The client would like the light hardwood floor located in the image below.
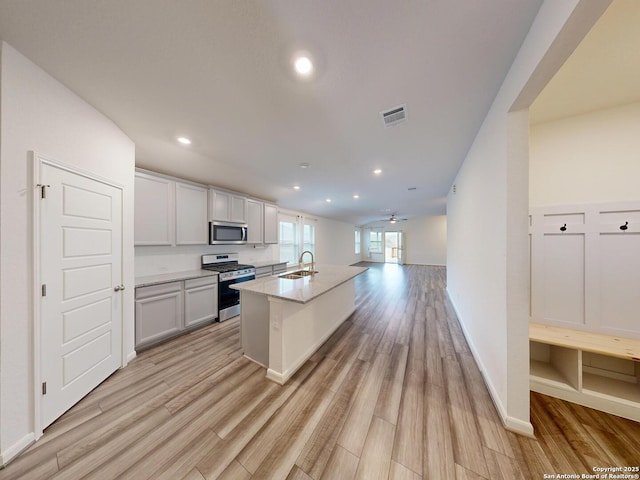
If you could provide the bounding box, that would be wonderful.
[2,263,639,479]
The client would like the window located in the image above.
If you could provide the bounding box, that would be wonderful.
[279,220,299,265]
[369,230,383,254]
[279,214,316,265]
[355,229,361,255]
[303,223,315,255]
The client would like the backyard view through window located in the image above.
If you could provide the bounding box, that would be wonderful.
[279,215,315,265]
[369,230,383,254]
[279,220,298,265]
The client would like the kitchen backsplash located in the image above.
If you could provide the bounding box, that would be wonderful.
[135,244,279,277]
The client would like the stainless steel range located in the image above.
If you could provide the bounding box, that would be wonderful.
[201,254,255,321]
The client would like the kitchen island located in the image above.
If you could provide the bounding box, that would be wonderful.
[232,264,367,384]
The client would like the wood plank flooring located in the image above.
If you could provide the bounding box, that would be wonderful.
[2,263,640,479]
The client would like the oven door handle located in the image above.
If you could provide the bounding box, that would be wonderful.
[234,273,255,282]
[221,273,255,282]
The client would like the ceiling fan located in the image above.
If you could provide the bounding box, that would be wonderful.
[388,214,407,224]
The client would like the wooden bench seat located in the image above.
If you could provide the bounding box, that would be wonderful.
[529,322,640,362]
[529,323,640,422]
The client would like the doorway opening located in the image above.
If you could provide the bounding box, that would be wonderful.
[384,231,403,264]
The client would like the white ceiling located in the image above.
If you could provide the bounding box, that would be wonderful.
[531,0,640,124]
[0,0,543,225]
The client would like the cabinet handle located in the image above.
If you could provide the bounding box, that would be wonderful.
[560,224,567,232]
[620,221,629,231]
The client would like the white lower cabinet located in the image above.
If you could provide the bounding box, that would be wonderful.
[135,282,183,348]
[135,275,218,349]
[184,277,218,328]
[254,262,288,278]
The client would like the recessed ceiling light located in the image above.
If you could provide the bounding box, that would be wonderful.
[299,162,310,169]
[325,198,332,203]
[293,185,301,190]
[373,169,382,175]
[353,194,360,199]
[177,137,191,145]
[294,56,313,76]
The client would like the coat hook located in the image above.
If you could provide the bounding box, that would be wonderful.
[620,221,628,231]
[560,224,567,232]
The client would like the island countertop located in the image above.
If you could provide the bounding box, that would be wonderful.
[231,264,367,304]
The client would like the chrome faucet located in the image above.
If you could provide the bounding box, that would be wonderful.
[298,250,315,274]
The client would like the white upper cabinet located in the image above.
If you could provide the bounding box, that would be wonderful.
[136,170,277,247]
[263,203,278,244]
[209,189,247,223]
[135,171,208,246]
[135,172,174,246]
[175,182,208,245]
[230,195,247,223]
[246,199,264,244]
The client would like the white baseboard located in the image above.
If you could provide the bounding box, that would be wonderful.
[267,306,356,385]
[445,288,534,438]
[1,432,35,467]
[126,350,137,364]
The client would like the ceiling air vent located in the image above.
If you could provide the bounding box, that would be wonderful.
[381,104,407,128]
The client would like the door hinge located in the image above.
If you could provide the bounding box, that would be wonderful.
[36,184,51,199]
[41,284,47,297]
[42,382,47,395]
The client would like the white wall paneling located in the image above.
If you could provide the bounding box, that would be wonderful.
[530,201,640,338]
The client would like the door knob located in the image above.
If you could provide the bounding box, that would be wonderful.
[120,284,126,291]
[114,285,122,292]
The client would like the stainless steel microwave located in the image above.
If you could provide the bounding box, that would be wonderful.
[209,221,248,245]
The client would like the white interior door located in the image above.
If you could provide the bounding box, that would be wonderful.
[39,161,123,429]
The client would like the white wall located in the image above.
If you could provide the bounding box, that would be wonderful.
[361,215,447,265]
[403,215,447,265]
[135,211,359,277]
[0,42,135,463]
[446,0,609,435]
[135,244,279,277]
[314,216,361,266]
[530,101,640,206]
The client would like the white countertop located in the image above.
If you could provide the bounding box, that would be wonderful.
[231,264,368,304]
[251,260,288,268]
[135,269,218,288]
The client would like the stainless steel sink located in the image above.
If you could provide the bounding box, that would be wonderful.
[278,269,319,279]
[295,270,318,276]
[279,273,304,279]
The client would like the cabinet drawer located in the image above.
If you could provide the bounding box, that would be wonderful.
[135,281,182,300]
[185,275,218,289]
[273,263,287,274]
[255,266,272,277]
